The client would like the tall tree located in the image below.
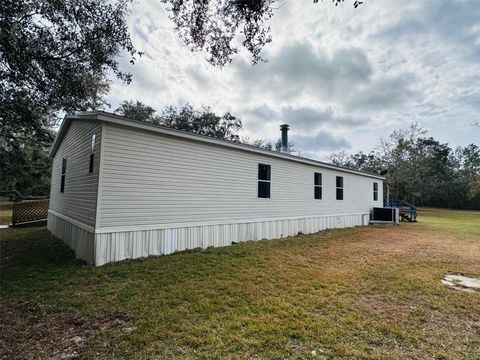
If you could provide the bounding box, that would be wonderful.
[0,0,140,146]
[455,144,480,206]
[160,0,363,66]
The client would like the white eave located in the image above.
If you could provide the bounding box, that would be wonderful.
[50,111,386,181]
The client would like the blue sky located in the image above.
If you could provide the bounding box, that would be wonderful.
[107,0,480,160]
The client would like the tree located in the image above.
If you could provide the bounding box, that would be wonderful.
[159,105,242,141]
[160,0,363,66]
[273,138,296,153]
[328,124,480,209]
[0,0,140,146]
[116,100,159,123]
[0,137,52,196]
[459,144,480,180]
[242,136,296,154]
[329,150,381,173]
[241,137,273,150]
[116,101,243,142]
[455,144,480,207]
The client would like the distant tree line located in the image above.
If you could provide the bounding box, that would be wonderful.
[329,124,480,209]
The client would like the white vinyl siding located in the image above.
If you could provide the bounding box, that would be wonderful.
[49,120,102,227]
[96,123,383,229]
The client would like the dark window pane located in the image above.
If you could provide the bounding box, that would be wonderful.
[314,172,322,186]
[258,164,271,180]
[336,188,344,200]
[373,182,378,191]
[89,154,94,173]
[62,157,67,175]
[61,157,67,193]
[336,176,343,188]
[258,181,270,198]
[315,186,322,199]
[374,191,378,201]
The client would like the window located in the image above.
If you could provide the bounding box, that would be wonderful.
[89,153,95,173]
[258,163,271,198]
[91,133,96,152]
[314,172,322,199]
[60,157,67,193]
[336,176,344,200]
[89,134,96,174]
[373,182,378,201]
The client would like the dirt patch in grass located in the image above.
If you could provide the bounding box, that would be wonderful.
[0,299,135,360]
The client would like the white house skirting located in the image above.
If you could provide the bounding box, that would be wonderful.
[48,212,369,265]
[94,213,369,266]
[47,212,95,264]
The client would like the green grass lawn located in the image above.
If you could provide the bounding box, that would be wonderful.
[417,208,480,240]
[1,209,479,359]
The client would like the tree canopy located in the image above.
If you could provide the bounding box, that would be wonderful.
[160,0,363,66]
[116,100,158,123]
[0,0,140,146]
[329,124,480,209]
[116,100,243,142]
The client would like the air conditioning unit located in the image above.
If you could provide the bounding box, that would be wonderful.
[371,207,399,225]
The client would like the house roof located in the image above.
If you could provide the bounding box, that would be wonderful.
[50,111,386,180]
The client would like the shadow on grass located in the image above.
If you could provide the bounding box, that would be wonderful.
[1,227,79,268]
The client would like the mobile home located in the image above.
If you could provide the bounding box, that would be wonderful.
[48,111,384,265]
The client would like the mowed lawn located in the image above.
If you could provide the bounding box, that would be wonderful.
[1,210,479,359]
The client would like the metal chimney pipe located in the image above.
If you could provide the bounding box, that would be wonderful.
[280,124,290,153]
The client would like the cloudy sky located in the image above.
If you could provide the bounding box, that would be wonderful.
[107,0,480,160]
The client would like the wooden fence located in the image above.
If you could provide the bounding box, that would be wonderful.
[12,200,49,226]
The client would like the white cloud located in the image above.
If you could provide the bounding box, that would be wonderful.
[107,0,480,160]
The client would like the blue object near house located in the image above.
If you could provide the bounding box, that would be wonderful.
[384,200,417,222]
